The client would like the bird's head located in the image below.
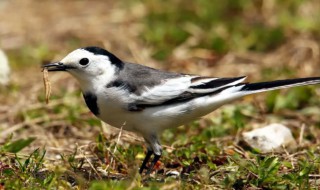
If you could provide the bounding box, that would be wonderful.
[43,46,123,87]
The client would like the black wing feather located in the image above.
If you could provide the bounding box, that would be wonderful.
[190,76,246,89]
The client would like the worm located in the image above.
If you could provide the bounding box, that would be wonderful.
[42,68,51,104]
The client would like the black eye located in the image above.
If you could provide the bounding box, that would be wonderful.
[79,58,89,66]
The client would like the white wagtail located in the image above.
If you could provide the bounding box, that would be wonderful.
[43,46,320,174]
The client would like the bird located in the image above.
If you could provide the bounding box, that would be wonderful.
[43,46,320,174]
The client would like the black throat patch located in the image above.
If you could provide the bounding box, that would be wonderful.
[83,92,100,116]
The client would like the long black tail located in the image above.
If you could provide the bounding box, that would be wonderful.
[240,77,320,93]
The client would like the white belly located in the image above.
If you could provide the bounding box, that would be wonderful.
[95,93,215,136]
[92,86,243,136]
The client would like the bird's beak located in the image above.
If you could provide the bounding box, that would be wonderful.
[42,62,68,72]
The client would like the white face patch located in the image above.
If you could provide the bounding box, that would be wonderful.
[59,48,118,92]
[61,49,91,65]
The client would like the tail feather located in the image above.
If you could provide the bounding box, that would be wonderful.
[189,76,320,113]
[239,77,320,94]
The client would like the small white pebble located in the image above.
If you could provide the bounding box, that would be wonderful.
[166,170,180,178]
[97,167,109,177]
[0,49,10,85]
[243,123,296,152]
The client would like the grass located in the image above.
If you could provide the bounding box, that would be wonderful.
[1,0,320,189]
[139,0,320,60]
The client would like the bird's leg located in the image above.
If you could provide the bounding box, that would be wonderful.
[141,134,162,175]
[145,153,161,175]
[139,149,153,174]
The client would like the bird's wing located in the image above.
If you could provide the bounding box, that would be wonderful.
[128,75,246,110]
